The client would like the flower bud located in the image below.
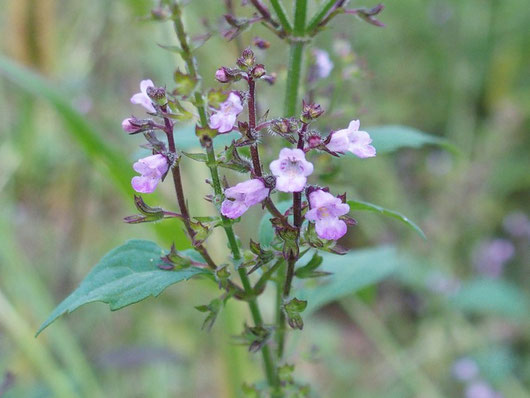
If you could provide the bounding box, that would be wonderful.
[151,7,170,21]
[237,47,256,70]
[262,73,276,85]
[301,101,324,122]
[146,86,167,106]
[307,133,322,149]
[253,37,270,49]
[215,67,230,83]
[251,64,266,79]
[122,117,150,134]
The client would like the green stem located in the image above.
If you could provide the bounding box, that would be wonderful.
[172,4,278,392]
[306,0,336,33]
[270,0,293,33]
[283,0,307,116]
[276,0,308,367]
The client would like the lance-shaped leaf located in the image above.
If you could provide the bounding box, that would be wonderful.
[299,246,406,314]
[347,199,426,239]
[365,125,458,154]
[37,240,211,335]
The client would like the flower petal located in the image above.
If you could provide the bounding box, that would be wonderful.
[315,217,347,240]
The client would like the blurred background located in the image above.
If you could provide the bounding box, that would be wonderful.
[0,0,529,397]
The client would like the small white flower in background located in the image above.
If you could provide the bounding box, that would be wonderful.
[465,381,503,398]
[313,49,334,78]
[472,238,514,278]
[452,357,479,382]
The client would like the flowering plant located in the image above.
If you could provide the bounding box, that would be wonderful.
[36,1,438,396]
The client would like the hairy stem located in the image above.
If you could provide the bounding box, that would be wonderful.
[164,113,217,270]
[270,0,293,33]
[284,0,307,116]
[306,0,338,33]
[171,3,278,391]
[276,0,308,364]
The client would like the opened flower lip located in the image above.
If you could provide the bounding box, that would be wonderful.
[209,92,243,133]
[131,79,156,113]
[305,189,350,240]
[131,154,168,194]
[269,148,314,193]
[221,179,270,219]
[326,120,376,158]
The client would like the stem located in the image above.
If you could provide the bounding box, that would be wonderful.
[284,43,304,117]
[247,77,290,226]
[270,0,293,33]
[171,4,278,391]
[284,0,307,116]
[306,0,337,33]
[276,0,308,363]
[164,114,218,270]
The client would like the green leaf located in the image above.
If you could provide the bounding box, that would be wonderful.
[450,278,529,318]
[347,199,426,239]
[300,246,404,314]
[173,125,239,149]
[37,240,210,335]
[365,125,457,154]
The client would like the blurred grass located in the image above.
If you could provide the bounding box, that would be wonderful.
[0,0,528,397]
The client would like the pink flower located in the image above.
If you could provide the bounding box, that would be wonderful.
[131,154,168,193]
[122,118,140,133]
[269,148,314,193]
[209,92,243,133]
[326,120,376,158]
[313,49,334,78]
[130,79,156,113]
[221,179,269,219]
[305,190,350,240]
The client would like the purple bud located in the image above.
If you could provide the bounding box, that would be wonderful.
[215,67,230,83]
[122,118,139,133]
[301,101,324,122]
[253,37,270,49]
[251,64,266,79]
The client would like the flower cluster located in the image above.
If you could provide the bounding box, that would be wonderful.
[122,50,377,243]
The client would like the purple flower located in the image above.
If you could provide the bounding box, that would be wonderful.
[465,381,503,398]
[131,154,168,194]
[130,79,156,113]
[269,148,314,193]
[313,49,334,78]
[221,179,270,219]
[305,189,350,240]
[326,120,376,158]
[472,238,514,278]
[503,211,530,239]
[209,92,243,133]
[452,357,479,382]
